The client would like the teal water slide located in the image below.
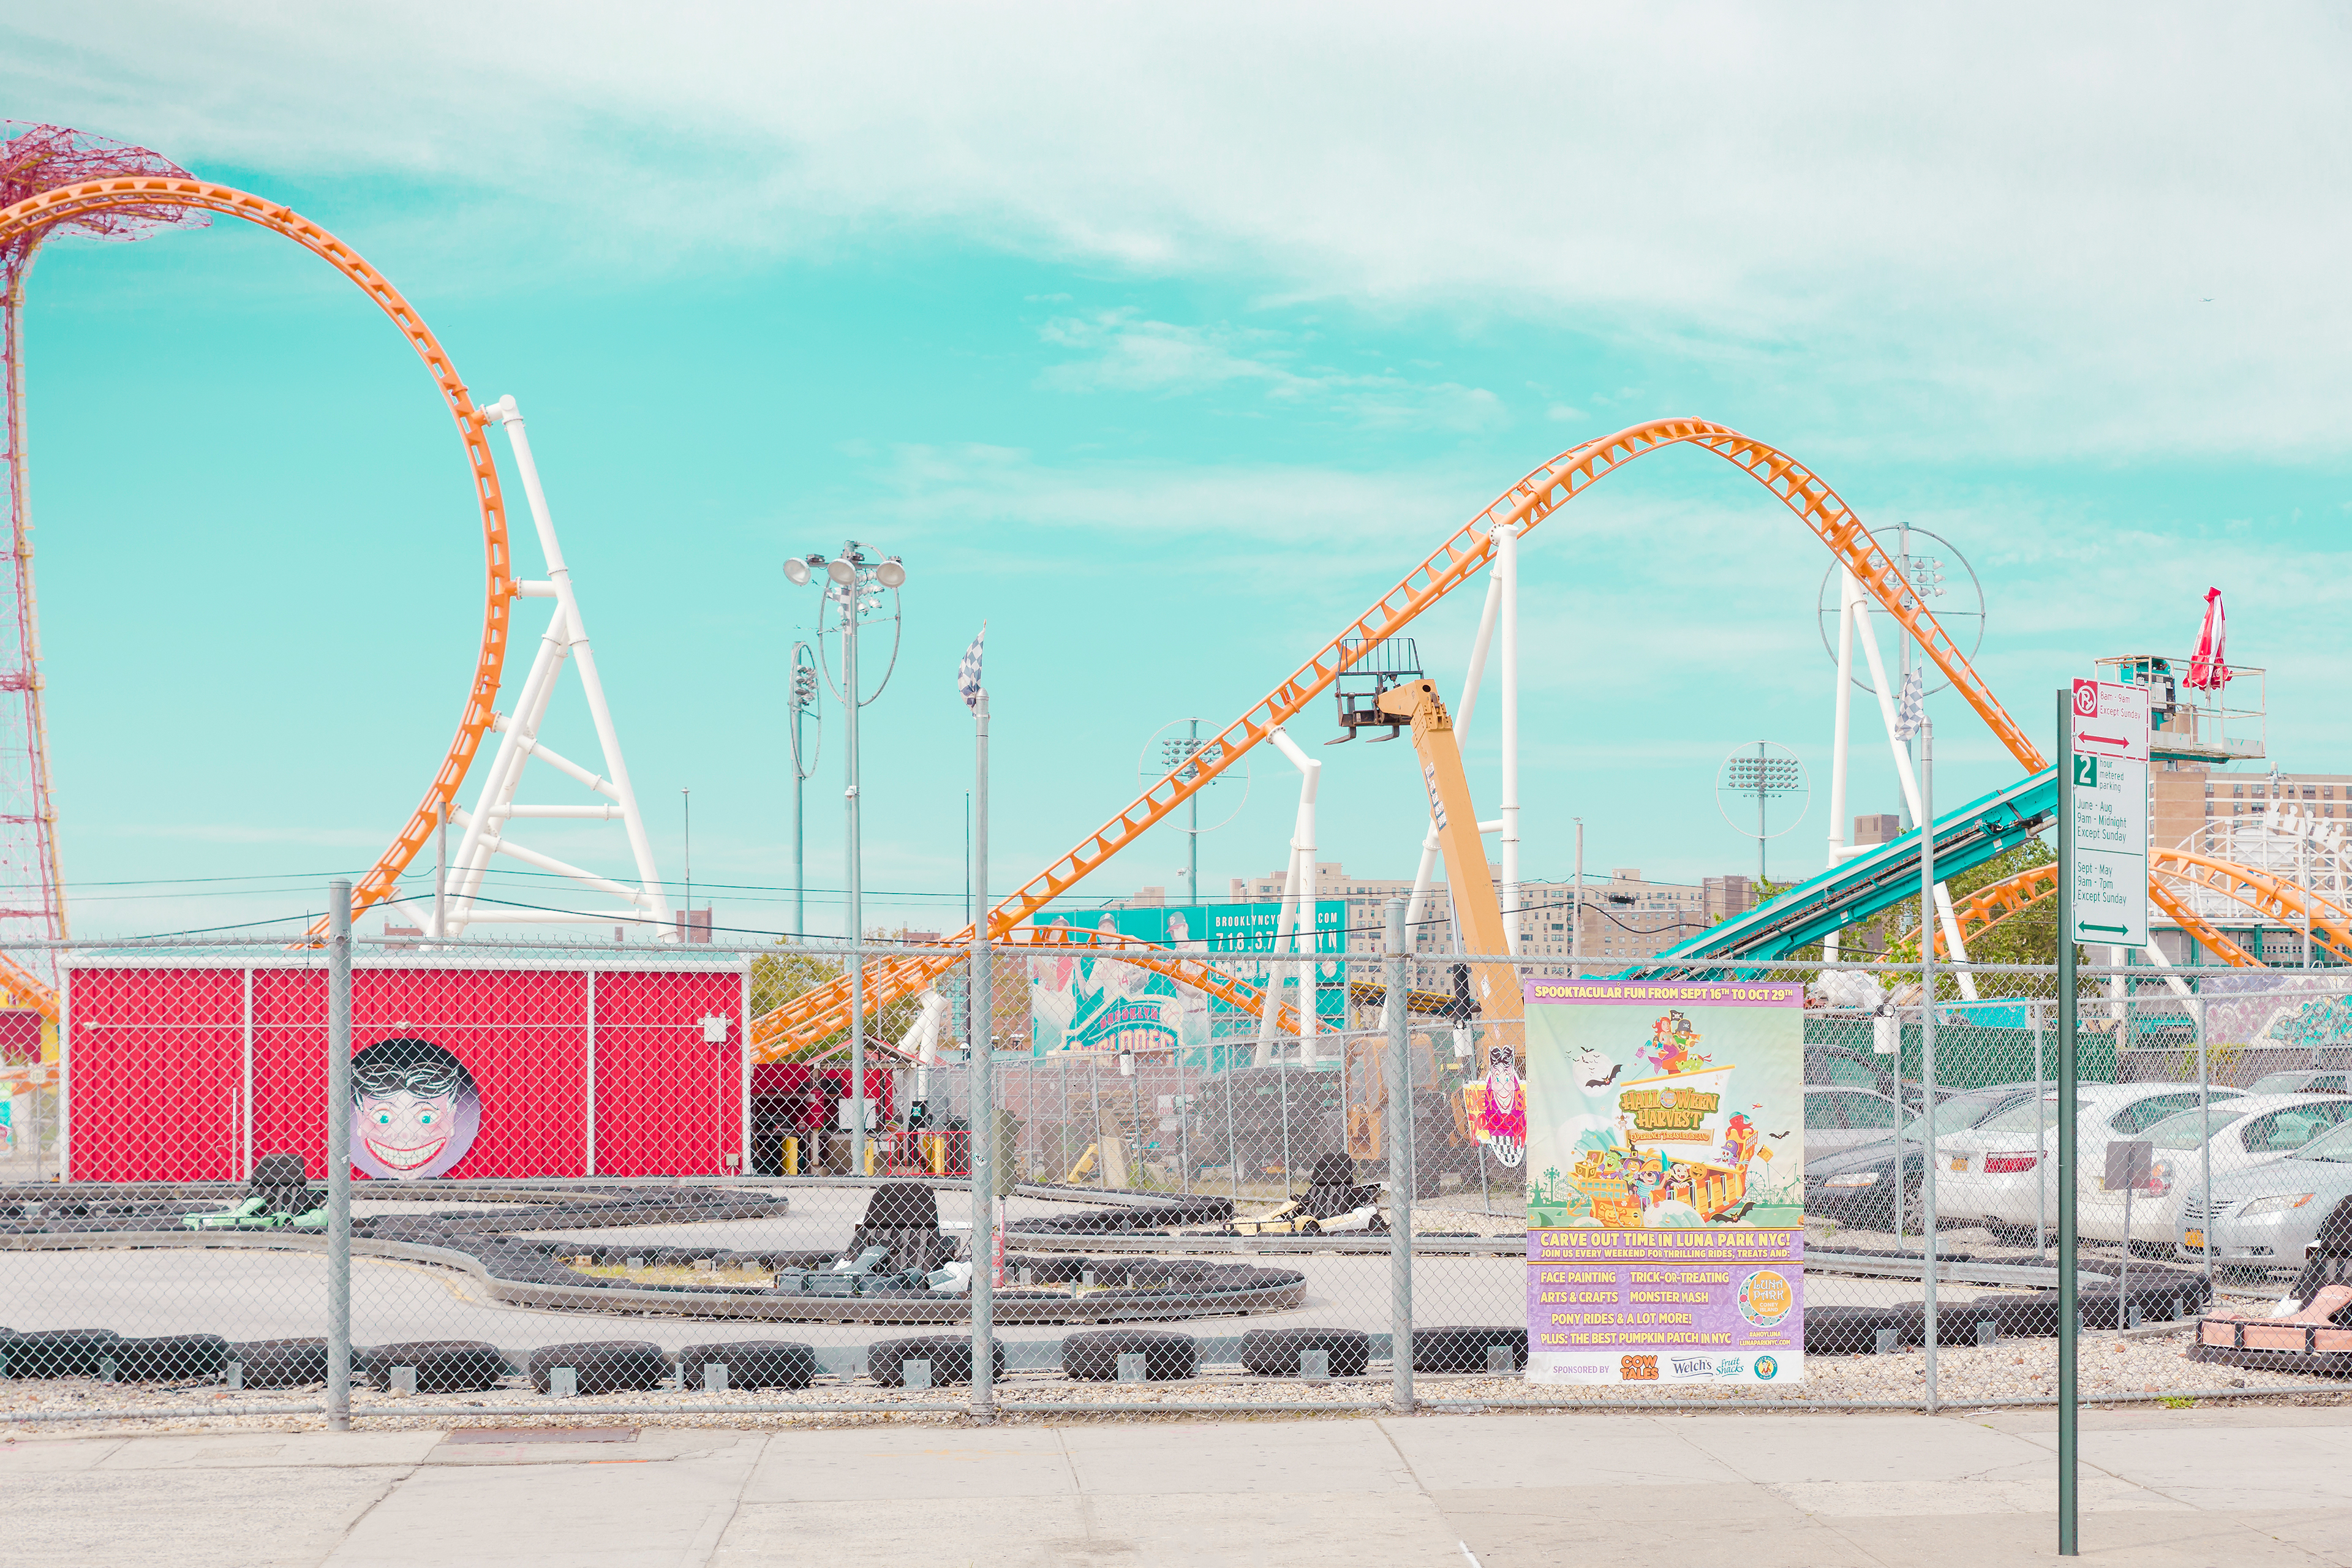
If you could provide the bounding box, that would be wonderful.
[1629,765,2059,971]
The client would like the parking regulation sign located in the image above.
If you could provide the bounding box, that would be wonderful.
[2068,679,2150,948]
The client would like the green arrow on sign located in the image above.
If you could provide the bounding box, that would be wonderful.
[2079,922,2129,935]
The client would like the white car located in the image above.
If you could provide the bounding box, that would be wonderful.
[1933,1082,2247,1234]
[2117,1093,2352,1246]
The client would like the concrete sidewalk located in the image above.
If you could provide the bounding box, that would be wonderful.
[6,1406,2349,1566]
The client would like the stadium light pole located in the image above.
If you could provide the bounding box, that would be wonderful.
[785,541,907,1174]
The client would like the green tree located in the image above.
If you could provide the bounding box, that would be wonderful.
[1748,837,2072,995]
[748,935,940,1058]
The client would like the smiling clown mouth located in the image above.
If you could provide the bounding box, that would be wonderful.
[365,1134,450,1172]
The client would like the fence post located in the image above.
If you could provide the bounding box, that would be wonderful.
[326,878,353,1433]
[1385,897,1414,1412]
[1920,721,1939,1412]
[970,690,993,1422]
[2198,990,2212,1299]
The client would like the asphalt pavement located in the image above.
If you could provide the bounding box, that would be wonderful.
[8,1404,2352,1566]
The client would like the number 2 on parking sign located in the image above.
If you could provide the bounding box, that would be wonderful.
[2073,754,2098,788]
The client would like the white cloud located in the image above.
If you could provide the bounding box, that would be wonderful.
[7,3,2351,459]
[105,823,387,847]
[1036,309,1502,429]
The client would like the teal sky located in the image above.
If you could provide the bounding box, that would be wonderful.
[3,6,2350,938]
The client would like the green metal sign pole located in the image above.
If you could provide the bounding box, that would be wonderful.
[2056,688,2079,1556]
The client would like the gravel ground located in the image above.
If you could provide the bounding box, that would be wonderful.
[6,1324,2344,1438]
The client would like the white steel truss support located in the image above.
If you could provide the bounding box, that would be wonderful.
[429,396,671,941]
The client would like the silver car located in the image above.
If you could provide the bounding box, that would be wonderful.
[2250,1069,2352,1096]
[2180,1119,2352,1268]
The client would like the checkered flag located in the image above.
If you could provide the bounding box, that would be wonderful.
[1893,668,1926,740]
[957,623,986,713]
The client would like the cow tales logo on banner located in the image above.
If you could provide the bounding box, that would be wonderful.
[1520,979,1806,1385]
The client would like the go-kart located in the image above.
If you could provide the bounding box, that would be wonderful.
[183,1153,327,1231]
[1232,1153,1389,1237]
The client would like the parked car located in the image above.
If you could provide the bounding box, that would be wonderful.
[1803,1087,1906,1160]
[1803,1045,1972,1109]
[2250,1069,2352,1097]
[2095,1094,2352,1246]
[1803,1084,2054,1232]
[1935,1082,2247,1232]
[2182,1119,2352,1268]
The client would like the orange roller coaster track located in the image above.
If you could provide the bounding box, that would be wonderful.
[0,178,515,960]
[1893,854,2290,969]
[755,418,2052,1061]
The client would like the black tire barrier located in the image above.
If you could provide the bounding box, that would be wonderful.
[1411,1325,1527,1374]
[364,1340,512,1393]
[1975,1292,2066,1338]
[0,1329,121,1379]
[1890,1302,2003,1346]
[1802,1305,1905,1355]
[2079,1275,2209,1330]
[676,1340,818,1391]
[527,1340,669,1395]
[1970,1272,2209,1338]
[113,1334,230,1382]
[234,1338,329,1388]
[1062,1330,1199,1382]
[867,1335,1005,1387]
[1010,1195,1234,1234]
[1238,1327,1371,1379]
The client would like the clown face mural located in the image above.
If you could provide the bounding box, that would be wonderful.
[350,1037,481,1179]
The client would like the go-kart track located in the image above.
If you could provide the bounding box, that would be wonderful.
[1,1179,2211,1354]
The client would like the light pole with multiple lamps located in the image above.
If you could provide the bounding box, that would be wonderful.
[783,541,907,1173]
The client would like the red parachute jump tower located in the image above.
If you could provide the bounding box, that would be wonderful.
[0,124,206,1003]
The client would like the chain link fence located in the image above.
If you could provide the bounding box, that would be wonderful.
[2,909,2347,1426]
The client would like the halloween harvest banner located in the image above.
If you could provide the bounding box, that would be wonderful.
[1520,979,1805,1385]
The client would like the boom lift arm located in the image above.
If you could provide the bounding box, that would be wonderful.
[1373,678,1524,1052]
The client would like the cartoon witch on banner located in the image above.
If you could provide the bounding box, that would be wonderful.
[1462,1044,1527,1167]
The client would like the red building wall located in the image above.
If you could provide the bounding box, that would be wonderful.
[64,962,745,1183]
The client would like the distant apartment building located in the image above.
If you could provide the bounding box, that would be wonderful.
[2155,763,2352,854]
[1146,862,1759,968]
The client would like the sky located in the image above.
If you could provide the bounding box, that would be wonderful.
[2,2,2349,941]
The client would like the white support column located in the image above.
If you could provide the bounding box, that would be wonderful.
[1498,519,1522,956]
[1279,731,1321,1062]
[1852,601,1980,1001]
[1256,729,1321,1066]
[1407,566,1505,935]
[1824,569,1859,963]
